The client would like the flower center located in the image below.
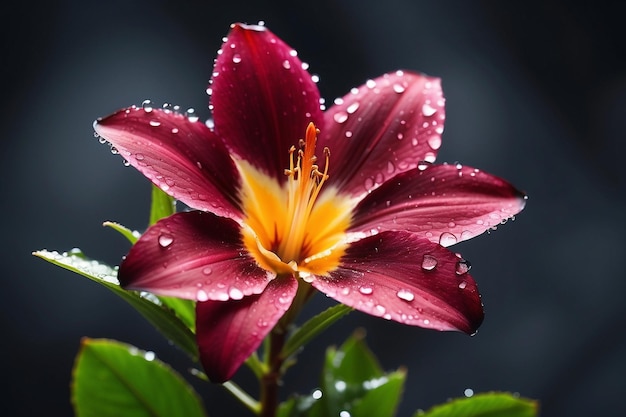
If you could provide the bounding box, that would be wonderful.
[237,122,352,277]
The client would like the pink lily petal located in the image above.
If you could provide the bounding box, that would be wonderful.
[210,23,324,178]
[311,231,483,334]
[119,211,273,301]
[320,71,445,198]
[350,164,527,246]
[196,276,298,382]
[94,106,242,220]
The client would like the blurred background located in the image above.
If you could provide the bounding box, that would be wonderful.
[3,0,625,416]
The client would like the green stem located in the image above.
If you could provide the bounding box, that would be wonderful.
[258,281,315,417]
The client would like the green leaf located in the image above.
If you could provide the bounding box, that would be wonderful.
[150,184,176,226]
[415,392,539,417]
[157,295,196,332]
[103,221,141,244]
[33,249,198,361]
[294,330,405,417]
[350,370,406,417]
[281,303,352,361]
[73,338,207,417]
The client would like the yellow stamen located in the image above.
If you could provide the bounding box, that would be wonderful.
[237,122,352,277]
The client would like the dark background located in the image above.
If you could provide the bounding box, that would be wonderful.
[3,1,625,416]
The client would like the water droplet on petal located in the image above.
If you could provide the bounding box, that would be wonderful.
[455,259,471,275]
[346,102,360,114]
[142,99,154,112]
[460,230,473,240]
[366,79,376,89]
[439,232,457,246]
[185,108,199,122]
[333,111,348,123]
[428,135,442,150]
[422,103,437,116]
[359,286,373,295]
[149,120,161,127]
[397,289,415,302]
[202,267,212,275]
[229,287,244,300]
[158,233,174,248]
[196,289,209,301]
[458,281,467,289]
[421,254,438,271]
[393,84,405,93]
[282,60,291,69]
[417,161,432,171]
[232,54,242,63]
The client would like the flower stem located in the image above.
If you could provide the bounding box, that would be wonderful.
[259,325,287,417]
[259,280,315,417]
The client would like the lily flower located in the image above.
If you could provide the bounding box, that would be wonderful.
[93,23,526,383]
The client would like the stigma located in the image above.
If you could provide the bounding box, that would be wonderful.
[237,123,352,277]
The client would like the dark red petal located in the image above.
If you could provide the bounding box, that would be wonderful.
[196,276,298,382]
[94,106,242,220]
[311,231,483,334]
[350,164,527,246]
[211,23,324,179]
[320,71,445,198]
[119,211,273,301]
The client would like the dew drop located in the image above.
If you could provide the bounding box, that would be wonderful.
[417,161,432,171]
[439,232,457,246]
[158,233,174,248]
[135,153,145,161]
[458,281,467,289]
[333,111,348,123]
[229,287,244,300]
[393,84,405,93]
[149,120,161,127]
[421,254,438,271]
[359,286,373,295]
[345,130,353,138]
[232,54,242,63]
[202,267,212,275]
[397,289,415,302]
[397,133,404,140]
[422,103,437,116]
[282,60,291,69]
[460,230,473,240]
[428,135,442,150]
[171,128,179,134]
[311,74,320,83]
[142,99,154,112]
[455,259,471,275]
[196,289,209,302]
[185,108,199,122]
[346,102,360,114]
[366,79,376,89]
